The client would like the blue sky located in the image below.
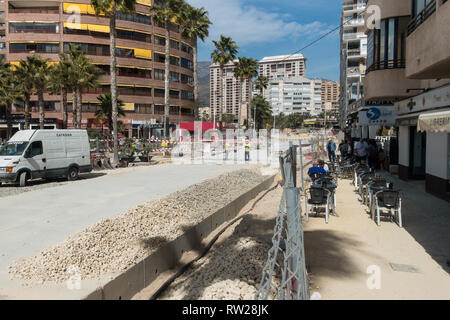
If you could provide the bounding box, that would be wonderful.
[186,0,343,81]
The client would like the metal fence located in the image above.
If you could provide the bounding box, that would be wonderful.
[255,144,309,300]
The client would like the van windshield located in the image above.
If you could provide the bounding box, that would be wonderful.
[0,141,29,156]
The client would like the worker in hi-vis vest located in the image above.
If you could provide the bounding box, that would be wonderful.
[224,141,229,160]
[245,140,250,161]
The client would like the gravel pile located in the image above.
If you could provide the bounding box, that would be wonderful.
[159,235,281,300]
[9,167,267,284]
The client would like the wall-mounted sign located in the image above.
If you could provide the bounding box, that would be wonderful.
[358,106,397,126]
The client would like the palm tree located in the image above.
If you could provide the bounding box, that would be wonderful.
[255,75,268,95]
[152,0,183,137]
[211,35,239,123]
[234,57,258,126]
[26,55,52,129]
[49,53,73,129]
[91,0,136,164]
[180,5,211,119]
[68,44,101,129]
[14,58,36,130]
[0,59,21,139]
[95,93,126,133]
[233,59,246,126]
[250,94,272,130]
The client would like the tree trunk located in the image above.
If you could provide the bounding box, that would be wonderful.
[62,87,68,129]
[193,39,199,120]
[6,103,12,139]
[24,94,30,130]
[110,9,119,165]
[76,86,82,129]
[219,66,224,122]
[38,89,45,129]
[247,78,253,125]
[72,89,78,128]
[237,78,243,126]
[164,18,170,137]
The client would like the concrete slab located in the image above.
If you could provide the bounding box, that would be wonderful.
[0,163,248,299]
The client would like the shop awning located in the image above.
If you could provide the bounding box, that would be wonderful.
[417,110,450,132]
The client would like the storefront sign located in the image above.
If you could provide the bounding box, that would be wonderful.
[358,106,397,126]
[417,110,450,132]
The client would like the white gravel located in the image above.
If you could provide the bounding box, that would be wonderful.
[9,167,267,284]
[159,235,281,300]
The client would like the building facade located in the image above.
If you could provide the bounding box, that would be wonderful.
[339,0,368,128]
[0,0,196,139]
[209,61,250,123]
[264,76,323,116]
[321,79,340,113]
[363,0,450,200]
[259,54,306,80]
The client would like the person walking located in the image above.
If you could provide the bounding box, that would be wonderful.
[354,138,368,163]
[367,140,378,169]
[327,139,337,162]
[245,139,250,162]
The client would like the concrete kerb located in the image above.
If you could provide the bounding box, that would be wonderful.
[84,174,276,300]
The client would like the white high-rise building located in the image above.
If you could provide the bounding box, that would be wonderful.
[339,0,368,126]
[259,54,307,80]
[259,54,323,116]
[209,61,251,121]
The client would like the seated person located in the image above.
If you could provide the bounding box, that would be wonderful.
[318,159,329,173]
[308,161,327,176]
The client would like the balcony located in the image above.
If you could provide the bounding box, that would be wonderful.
[406,0,450,79]
[408,0,436,35]
[343,32,366,41]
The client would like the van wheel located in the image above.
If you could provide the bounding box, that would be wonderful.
[19,172,28,187]
[68,167,79,181]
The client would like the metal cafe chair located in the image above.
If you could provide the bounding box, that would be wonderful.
[366,179,388,210]
[305,186,332,224]
[372,189,403,228]
[359,172,376,204]
[354,165,370,189]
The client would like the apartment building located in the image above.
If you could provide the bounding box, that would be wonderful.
[209,61,250,123]
[264,77,323,116]
[259,54,306,80]
[339,0,368,128]
[363,0,450,200]
[0,0,196,139]
[321,79,340,113]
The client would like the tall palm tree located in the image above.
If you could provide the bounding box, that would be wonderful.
[152,0,183,137]
[49,53,73,129]
[233,59,246,126]
[14,58,36,130]
[0,59,21,139]
[180,5,211,120]
[211,35,239,123]
[250,94,271,131]
[26,55,52,129]
[255,75,268,96]
[91,0,136,164]
[95,93,126,133]
[234,57,258,126]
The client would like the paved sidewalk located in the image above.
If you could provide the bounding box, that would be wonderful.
[302,171,450,300]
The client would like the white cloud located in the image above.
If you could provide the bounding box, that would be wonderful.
[186,0,330,46]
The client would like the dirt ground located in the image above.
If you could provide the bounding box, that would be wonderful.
[302,172,450,300]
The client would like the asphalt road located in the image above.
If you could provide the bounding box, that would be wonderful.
[0,164,245,272]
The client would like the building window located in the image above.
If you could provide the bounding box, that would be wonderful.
[181,90,194,101]
[154,69,165,80]
[134,104,152,114]
[10,22,59,34]
[64,42,109,56]
[154,35,166,46]
[180,42,193,55]
[408,0,436,35]
[366,17,408,73]
[10,42,59,54]
[116,12,151,25]
[181,57,193,70]
[116,29,151,43]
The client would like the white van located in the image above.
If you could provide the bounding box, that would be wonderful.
[0,130,92,187]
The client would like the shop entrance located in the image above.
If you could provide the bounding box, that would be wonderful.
[409,126,426,179]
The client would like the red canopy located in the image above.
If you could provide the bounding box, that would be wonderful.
[178,122,220,132]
